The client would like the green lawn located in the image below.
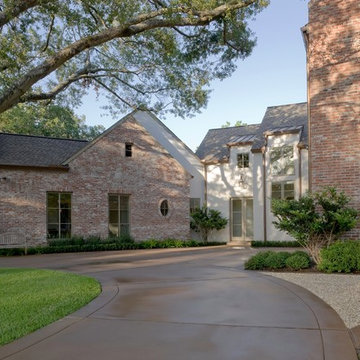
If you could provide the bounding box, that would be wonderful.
[0,268,101,346]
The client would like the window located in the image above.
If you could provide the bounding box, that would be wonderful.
[47,192,71,239]
[270,146,295,176]
[190,198,200,213]
[109,195,130,237]
[272,182,295,200]
[160,200,169,217]
[237,153,249,168]
[125,143,132,157]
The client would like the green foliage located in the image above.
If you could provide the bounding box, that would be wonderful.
[0,268,100,345]
[272,187,358,264]
[244,251,272,270]
[285,253,310,271]
[0,0,269,117]
[251,241,301,248]
[190,206,228,242]
[0,237,225,256]
[245,250,311,271]
[0,103,104,140]
[318,240,360,273]
[221,120,247,128]
[264,251,291,269]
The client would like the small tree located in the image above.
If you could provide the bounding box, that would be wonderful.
[191,206,228,243]
[272,187,358,264]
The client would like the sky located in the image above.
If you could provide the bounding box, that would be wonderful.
[77,0,309,151]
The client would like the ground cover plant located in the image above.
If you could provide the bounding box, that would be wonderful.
[245,251,311,271]
[0,236,225,256]
[272,187,358,264]
[0,268,100,345]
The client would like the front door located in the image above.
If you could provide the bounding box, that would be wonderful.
[231,198,253,242]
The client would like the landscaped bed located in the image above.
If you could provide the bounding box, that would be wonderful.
[0,268,101,346]
[0,236,226,256]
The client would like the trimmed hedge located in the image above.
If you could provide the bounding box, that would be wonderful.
[0,236,226,256]
[245,250,311,271]
[318,240,360,273]
[251,241,301,248]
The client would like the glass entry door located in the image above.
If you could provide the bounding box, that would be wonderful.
[231,198,253,242]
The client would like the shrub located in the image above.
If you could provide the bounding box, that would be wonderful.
[190,206,228,242]
[286,253,310,270]
[318,240,360,273]
[272,187,358,264]
[244,251,272,270]
[251,241,301,248]
[264,251,291,269]
[245,250,311,271]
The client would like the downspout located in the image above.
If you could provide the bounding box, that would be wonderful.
[302,25,312,192]
[262,146,267,243]
[298,146,302,197]
[204,163,208,207]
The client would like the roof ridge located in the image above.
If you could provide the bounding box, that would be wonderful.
[267,101,307,109]
[0,132,89,142]
[208,123,261,131]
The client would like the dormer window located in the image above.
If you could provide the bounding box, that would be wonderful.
[125,143,132,157]
[237,153,249,168]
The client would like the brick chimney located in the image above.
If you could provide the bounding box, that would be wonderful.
[306,0,360,237]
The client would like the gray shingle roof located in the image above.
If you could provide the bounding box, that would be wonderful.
[0,133,88,167]
[196,102,308,163]
[252,102,308,150]
[196,124,260,163]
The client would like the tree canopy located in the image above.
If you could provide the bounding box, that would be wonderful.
[0,0,268,118]
[0,103,105,140]
[221,120,247,127]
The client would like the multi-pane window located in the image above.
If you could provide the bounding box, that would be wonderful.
[190,198,201,213]
[237,153,250,168]
[272,182,295,200]
[160,200,169,216]
[109,195,130,237]
[47,192,71,239]
[125,143,132,157]
[270,146,295,176]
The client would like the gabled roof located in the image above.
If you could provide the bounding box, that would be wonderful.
[0,133,88,167]
[195,124,260,163]
[252,102,308,151]
[196,102,308,163]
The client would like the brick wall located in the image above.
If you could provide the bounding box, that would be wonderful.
[308,0,360,237]
[0,116,191,245]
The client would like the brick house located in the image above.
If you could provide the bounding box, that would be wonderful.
[0,111,204,246]
[1,0,359,246]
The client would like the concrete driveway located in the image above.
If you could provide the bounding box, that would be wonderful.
[0,247,357,360]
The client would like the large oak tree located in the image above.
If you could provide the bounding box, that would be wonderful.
[0,0,268,118]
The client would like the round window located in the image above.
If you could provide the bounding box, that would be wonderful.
[160,200,169,217]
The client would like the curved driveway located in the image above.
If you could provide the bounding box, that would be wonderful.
[0,247,357,360]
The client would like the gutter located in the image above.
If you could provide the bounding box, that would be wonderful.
[0,164,69,171]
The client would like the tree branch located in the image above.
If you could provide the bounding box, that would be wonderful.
[0,0,257,113]
[0,0,48,28]
[93,78,134,108]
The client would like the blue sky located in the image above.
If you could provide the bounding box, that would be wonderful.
[77,0,309,151]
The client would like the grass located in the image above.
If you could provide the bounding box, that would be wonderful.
[0,268,101,346]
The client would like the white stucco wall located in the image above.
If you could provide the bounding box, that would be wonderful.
[206,145,254,242]
[133,111,205,204]
[265,133,305,241]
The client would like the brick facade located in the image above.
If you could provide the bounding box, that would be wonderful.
[307,0,360,236]
[0,115,191,245]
